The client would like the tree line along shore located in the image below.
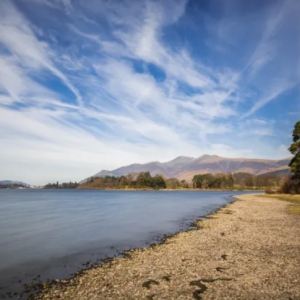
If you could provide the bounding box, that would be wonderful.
[40,171,283,191]
[76,171,281,191]
[0,172,283,191]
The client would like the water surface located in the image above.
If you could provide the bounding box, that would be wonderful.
[0,189,259,297]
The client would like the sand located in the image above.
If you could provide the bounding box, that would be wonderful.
[34,194,300,300]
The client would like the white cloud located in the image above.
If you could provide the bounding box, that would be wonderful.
[277,144,290,158]
[237,118,274,136]
[0,0,296,184]
[210,143,253,158]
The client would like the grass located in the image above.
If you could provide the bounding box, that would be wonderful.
[260,194,300,215]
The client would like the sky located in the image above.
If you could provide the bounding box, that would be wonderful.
[0,0,299,185]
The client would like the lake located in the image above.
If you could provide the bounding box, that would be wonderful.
[0,189,259,298]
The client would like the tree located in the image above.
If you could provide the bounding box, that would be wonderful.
[87,177,95,184]
[44,181,79,189]
[193,173,235,189]
[165,178,180,189]
[136,172,154,187]
[227,173,234,188]
[192,175,201,188]
[289,121,300,179]
[245,176,254,187]
[180,180,189,188]
[202,178,208,189]
[126,173,133,185]
[118,176,128,187]
[153,175,167,189]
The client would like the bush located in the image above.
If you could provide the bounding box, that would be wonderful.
[238,184,246,191]
[279,176,300,194]
[264,186,274,194]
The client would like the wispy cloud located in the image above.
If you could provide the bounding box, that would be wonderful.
[243,80,295,118]
[0,0,298,184]
[241,0,300,116]
[0,1,82,105]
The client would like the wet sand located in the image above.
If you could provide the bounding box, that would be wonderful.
[34,194,300,299]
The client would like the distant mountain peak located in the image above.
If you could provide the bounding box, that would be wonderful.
[199,154,220,158]
[170,156,195,161]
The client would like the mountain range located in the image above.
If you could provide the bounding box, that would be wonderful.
[86,155,291,182]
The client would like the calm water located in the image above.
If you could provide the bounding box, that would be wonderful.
[0,189,259,297]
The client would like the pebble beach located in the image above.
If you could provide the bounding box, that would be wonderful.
[33,194,300,300]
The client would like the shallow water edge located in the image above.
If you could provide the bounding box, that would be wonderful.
[19,197,241,299]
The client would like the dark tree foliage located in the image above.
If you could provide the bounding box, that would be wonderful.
[153,175,167,189]
[279,175,300,194]
[193,172,280,189]
[44,181,79,189]
[0,183,28,189]
[192,173,234,189]
[289,121,300,179]
[80,172,167,189]
[233,172,280,188]
[279,120,300,194]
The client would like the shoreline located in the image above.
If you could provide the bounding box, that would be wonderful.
[76,188,265,192]
[2,188,265,192]
[30,193,300,299]
[14,195,238,299]
[4,188,266,192]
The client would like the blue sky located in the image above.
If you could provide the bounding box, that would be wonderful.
[0,0,299,184]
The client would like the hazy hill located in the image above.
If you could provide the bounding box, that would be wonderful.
[0,180,30,186]
[258,166,290,178]
[84,155,291,182]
